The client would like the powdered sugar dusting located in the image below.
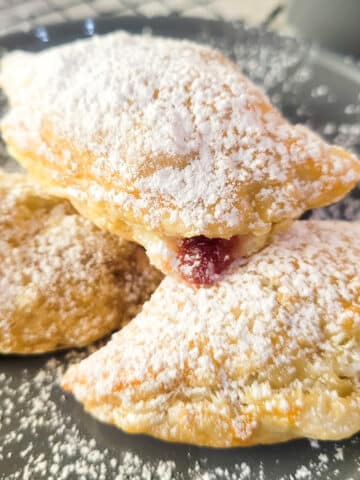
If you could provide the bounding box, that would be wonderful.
[1,31,359,236]
[1,351,359,479]
[231,27,360,226]
[0,172,162,353]
[64,221,360,448]
[0,351,180,479]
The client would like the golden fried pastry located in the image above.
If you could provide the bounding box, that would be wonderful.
[1,32,360,285]
[0,171,162,354]
[63,221,360,447]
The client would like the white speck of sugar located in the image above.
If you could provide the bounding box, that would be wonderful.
[0,351,179,479]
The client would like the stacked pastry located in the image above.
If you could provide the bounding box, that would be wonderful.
[1,31,360,446]
[0,171,162,354]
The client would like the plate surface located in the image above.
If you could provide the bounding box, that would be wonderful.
[0,16,360,480]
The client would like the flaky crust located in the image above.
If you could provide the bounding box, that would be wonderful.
[1,32,359,251]
[63,221,360,447]
[0,171,162,354]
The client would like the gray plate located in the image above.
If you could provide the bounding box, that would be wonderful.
[0,16,360,480]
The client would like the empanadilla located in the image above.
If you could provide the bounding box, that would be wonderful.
[0,171,162,354]
[1,32,360,285]
[63,221,360,447]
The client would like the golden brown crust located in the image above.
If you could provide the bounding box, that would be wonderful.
[1,32,359,275]
[0,171,162,354]
[63,221,360,446]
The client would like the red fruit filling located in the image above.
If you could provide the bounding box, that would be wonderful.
[176,235,236,286]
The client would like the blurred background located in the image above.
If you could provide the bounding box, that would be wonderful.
[0,0,286,34]
[0,0,359,57]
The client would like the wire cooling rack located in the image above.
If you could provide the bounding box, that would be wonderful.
[0,0,286,36]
